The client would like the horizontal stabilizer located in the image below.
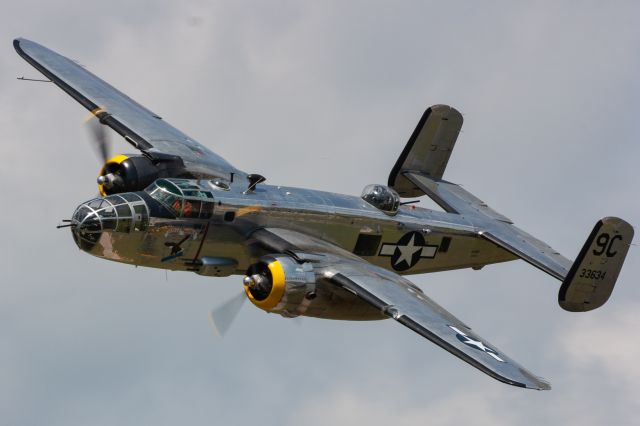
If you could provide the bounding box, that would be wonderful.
[404,171,513,223]
[405,171,574,281]
[559,217,634,312]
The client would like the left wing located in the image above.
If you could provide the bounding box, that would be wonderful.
[14,38,243,179]
[253,228,551,390]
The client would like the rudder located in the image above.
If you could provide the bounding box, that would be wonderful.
[389,105,463,197]
[559,217,634,312]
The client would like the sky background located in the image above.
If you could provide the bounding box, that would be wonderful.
[1,1,639,425]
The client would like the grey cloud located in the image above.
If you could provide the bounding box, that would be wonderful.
[1,1,639,425]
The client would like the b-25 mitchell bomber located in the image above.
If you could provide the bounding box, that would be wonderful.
[14,38,634,390]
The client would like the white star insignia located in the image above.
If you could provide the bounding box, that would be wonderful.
[394,234,423,267]
[449,325,505,362]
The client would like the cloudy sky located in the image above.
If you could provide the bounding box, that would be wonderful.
[1,1,639,425]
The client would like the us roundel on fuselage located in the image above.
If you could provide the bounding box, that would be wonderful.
[378,231,440,271]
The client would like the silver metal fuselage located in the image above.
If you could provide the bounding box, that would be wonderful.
[72,179,516,319]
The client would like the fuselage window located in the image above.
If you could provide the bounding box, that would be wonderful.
[133,204,149,231]
[200,202,214,219]
[439,237,452,253]
[353,233,382,256]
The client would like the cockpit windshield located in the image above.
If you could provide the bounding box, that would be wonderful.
[144,179,215,219]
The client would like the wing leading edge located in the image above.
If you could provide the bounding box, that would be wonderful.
[14,38,243,180]
[253,228,551,390]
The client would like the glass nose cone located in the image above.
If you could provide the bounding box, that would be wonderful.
[71,203,103,251]
[70,193,150,252]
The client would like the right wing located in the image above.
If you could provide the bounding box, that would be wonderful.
[253,228,551,390]
[14,38,243,179]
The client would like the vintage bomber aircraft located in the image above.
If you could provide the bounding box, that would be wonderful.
[15,38,634,390]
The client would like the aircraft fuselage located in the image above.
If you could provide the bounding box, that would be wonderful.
[71,179,515,278]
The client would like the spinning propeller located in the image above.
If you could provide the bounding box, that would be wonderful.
[85,108,111,164]
[208,290,302,338]
[208,291,247,337]
[86,109,123,195]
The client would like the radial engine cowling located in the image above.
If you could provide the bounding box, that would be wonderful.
[97,154,185,196]
[243,255,316,315]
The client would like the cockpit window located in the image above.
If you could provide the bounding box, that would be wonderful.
[145,178,215,219]
[146,179,181,216]
[156,179,181,195]
[183,190,214,199]
[173,180,199,190]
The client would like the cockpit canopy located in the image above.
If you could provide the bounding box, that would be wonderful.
[361,184,401,215]
[145,178,215,219]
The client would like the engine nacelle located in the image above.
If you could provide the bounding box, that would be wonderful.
[243,255,316,316]
[97,154,185,196]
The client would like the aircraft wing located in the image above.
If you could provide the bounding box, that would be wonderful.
[14,38,243,179]
[252,227,551,390]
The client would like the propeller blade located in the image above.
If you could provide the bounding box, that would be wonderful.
[208,291,246,337]
[85,114,110,163]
